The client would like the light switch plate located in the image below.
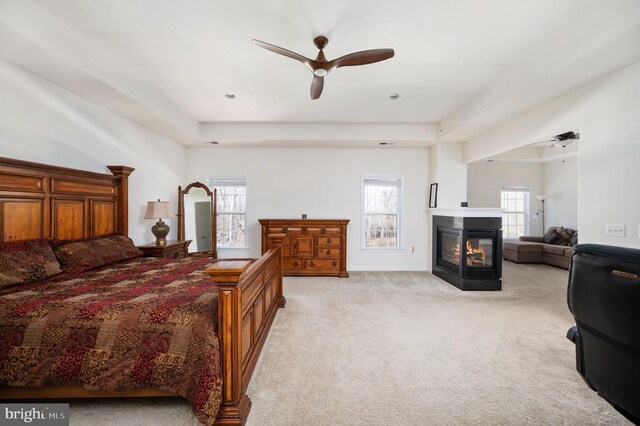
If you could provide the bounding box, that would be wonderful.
[605,223,626,237]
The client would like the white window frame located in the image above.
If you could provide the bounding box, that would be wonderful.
[361,176,402,250]
[500,186,530,240]
[207,176,248,249]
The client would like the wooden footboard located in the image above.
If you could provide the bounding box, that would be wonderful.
[206,246,285,425]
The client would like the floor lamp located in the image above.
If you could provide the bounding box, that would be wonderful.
[533,194,546,233]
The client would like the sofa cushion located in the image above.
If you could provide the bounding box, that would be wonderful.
[504,240,543,253]
[543,228,561,244]
[519,236,545,243]
[542,244,571,256]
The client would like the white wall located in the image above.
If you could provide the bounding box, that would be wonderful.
[0,59,186,244]
[186,147,430,271]
[464,61,640,248]
[429,143,467,208]
[543,156,579,230]
[467,162,544,236]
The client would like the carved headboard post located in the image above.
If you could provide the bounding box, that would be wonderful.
[107,166,135,237]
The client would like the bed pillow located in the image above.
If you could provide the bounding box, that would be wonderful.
[0,239,63,288]
[54,234,143,273]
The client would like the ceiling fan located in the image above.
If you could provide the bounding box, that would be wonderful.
[528,131,580,163]
[528,131,580,148]
[252,36,395,100]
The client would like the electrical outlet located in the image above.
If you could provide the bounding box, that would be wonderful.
[411,246,415,253]
[605,223,626,237]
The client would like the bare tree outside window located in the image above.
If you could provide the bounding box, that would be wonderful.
[208,177,246,248]
[363,177,401,248]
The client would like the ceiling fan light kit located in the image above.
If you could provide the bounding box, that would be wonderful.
[252,36,395,100]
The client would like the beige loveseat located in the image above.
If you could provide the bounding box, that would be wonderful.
[503,226,577,269]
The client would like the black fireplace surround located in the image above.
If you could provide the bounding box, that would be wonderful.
[432,215,502,291]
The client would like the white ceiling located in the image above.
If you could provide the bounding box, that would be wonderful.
[2,0,640,146]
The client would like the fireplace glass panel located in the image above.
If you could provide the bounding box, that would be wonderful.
[466,238,494,267]
[440,232,461,266]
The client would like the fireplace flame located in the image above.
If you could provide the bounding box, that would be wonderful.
[466,240,486,265]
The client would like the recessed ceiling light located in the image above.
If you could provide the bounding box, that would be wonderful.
[225,94,236,99]
[389,93,400,100]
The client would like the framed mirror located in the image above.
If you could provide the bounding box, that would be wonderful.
[177,182,217,258]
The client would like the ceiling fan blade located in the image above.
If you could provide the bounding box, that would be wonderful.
[252,39,315,71]
[328,49,395,69]
[310,75,324,100]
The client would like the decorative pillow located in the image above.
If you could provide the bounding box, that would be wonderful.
[0,239,62,289]
[569,234,578,247]
[543,228,561,245]
[54,235,142,273]
[556,226,572,245]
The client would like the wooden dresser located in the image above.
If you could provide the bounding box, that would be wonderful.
[260,219,349,278]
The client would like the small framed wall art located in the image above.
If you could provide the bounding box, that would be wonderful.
[429,183,438,208]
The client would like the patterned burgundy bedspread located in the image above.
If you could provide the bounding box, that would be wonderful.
[0,257,222,425]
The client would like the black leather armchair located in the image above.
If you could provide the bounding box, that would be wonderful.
[567,243,640,424]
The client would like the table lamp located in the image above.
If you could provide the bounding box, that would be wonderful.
[144,199,174,246]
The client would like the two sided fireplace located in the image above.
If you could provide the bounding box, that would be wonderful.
[432,214,502,291]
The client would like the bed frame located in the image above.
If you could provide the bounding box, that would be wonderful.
[0,157,285,425]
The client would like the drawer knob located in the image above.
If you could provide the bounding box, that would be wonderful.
[321,227,327,234]
[327,238,332,243]
[326,249,331,255]
[332,261,337,267]
[293,261,298,267]
[283,227,288,233]
[310,261,315,267]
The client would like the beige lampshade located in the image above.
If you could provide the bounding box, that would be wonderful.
[144,200,174,220]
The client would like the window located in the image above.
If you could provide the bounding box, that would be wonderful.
[207,177,246,248]
[501,187,529,239]
[363,177,401,248]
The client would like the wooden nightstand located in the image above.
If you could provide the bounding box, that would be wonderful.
[137,240,192,259]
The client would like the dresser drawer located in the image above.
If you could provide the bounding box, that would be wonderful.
[305,259,340,272]
[283,258,304,271]
[317,247,341,259]
[316,236,341,247]
[267,235,291,247]
[306,226,341,235]
[166,248,185,258]
[269,227,302,235]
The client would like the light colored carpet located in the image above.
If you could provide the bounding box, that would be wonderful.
[68,263,630,425]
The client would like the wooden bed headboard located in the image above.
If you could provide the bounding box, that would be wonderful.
[0,157,134,242]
